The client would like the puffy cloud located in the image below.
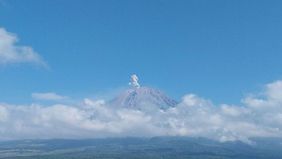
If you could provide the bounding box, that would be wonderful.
[220,104,246,117]
[1,80,282,143]
[0,105,8,122]
[32,92,68,101]
[0,27,46,66]
[266,80,282,101]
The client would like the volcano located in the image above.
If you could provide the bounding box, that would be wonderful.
[110,86,178,110]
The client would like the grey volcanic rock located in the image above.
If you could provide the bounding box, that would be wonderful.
[110,87,177,110]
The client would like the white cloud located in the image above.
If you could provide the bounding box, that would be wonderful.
[0,105,8,122]
[220,104,245,117]
[1,80,282,143]
[32,92,68,101]
[265,80,282,101]
[0,27,46,66]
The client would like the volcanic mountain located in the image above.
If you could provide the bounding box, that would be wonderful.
[109,86,178,110]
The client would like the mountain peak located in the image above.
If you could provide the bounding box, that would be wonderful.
[110,86,177,110]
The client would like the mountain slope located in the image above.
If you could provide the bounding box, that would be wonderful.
[109,87,177,110]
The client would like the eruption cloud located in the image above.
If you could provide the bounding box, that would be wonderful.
[129,74,140,88]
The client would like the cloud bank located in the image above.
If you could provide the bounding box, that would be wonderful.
[1,80,282,143]
[0,27,46,66]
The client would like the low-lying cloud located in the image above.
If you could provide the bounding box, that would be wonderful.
[1,80,282,143]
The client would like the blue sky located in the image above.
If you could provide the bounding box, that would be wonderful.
[1,0,282,104]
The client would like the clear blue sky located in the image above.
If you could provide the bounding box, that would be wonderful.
[1,0,282,104]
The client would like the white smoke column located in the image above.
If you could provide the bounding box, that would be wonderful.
[129,74,140,88]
